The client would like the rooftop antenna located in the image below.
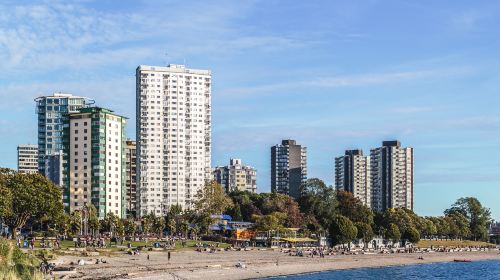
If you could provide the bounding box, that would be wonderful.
[183,57,186,66]
[165,51,169,66]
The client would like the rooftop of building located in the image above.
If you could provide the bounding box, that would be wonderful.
[34,92,95,102]
[136,64,211,75]
[17,144,38,148]
[70,106,128,119]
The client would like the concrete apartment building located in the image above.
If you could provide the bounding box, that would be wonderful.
[17,145,39,174]
[136,64,212,216]
[213,158,257,193]
[35,93,93,185]
[335,149,371,207]
[370,141,413,212]
[125,140,137,217]
[63,107,127,219]
[271,139,307,199]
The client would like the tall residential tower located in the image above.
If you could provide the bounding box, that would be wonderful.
[335,149,371,207]
[35,93,93,185]
[271,139,307,199]
[136,64,212,216]
[370,141,413,212]
[63,107,127,218]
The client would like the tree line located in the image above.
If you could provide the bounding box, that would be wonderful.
[0,169,493,245]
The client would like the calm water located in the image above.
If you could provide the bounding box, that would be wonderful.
[264,259,500,279]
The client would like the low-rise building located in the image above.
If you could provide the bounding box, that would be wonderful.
[213,159,257,193]
[17,145,38,174]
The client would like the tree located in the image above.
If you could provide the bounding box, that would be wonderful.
[69,211,82,236]
[385,223,401,244]
[142,213,155,235]
[166,205,183,236]
[1,171,64,239]
[445,197,491,241]
[103,212,119,236]
[446,212,470,240]
[260,193,304,228]
[252,212,287,232]
[116,219,125,241]
[336,190,373,225]
[153,216,166,237]
[355,222,374,248]
[86,205,100,236]
[328,215,358,247]
[403,226,420,244]
[298,178,337,232]
[124,219,137,237]
[0,184,12,219]
[195,181,233,215]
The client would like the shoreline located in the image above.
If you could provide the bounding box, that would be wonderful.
[53,249,500,279]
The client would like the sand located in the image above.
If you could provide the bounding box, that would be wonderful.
[54,248,500,279]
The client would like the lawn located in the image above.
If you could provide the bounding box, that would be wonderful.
[417,239,495,248]
[32,239,230,252]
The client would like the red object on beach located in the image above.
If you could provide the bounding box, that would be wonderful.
[453,259,472,262]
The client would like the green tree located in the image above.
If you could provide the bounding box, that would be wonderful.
[103,212,119,236]
[153,216,166,237]
[355,222,374,248]
[403,226,420,244]
[1,171,64,239]
[0,185,12,219]
[252,212,287,232]
[69,211,82,236]
[86,204,100,236]
[445,197,491,241]
[124,218,137,237]
[328,215,358,247]
[116,219,125,241]
[142,213,155,235]
[298,178,337,232]
[336,190,373,225]
[446,212,470,240]
[385,223,401,244]
[195,181,234,215]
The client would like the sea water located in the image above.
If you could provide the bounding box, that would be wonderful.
[264,259,500,279]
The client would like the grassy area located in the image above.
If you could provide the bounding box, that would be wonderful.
[32,238,231,253]
[417,239,495,248]
[0,238,43,280]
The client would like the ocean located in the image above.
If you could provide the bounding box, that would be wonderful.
[264,259,500,279]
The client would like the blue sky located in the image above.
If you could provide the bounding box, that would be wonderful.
[1,0,499,220]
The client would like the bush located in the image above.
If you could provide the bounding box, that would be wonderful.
[0,238,42,280]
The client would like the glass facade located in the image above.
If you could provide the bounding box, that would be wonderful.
[35,93,93,183]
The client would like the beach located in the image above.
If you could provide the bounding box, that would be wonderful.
[54,248,500,279]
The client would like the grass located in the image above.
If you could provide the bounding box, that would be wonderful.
[0,238,43,280]
[32,238,231,254]
[417,239,495,248]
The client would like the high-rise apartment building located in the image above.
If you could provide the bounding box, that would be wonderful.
[35,93,93,184]
[335,150,371,207]
[63,107,127,219]
[125,140,137,217]
[213,158,257,193]
[370,141,413,212]
[271,139,307,199]
[44,153,63,186]
[17,145,39,174]
[136,64,212,216]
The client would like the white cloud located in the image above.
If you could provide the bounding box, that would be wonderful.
[221,69,462,95]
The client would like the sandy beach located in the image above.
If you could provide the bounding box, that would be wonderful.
[54,248,500,279]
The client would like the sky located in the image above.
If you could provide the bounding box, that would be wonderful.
[0,0,499,220]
